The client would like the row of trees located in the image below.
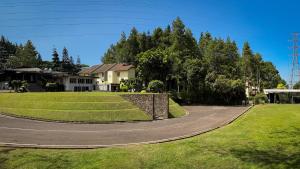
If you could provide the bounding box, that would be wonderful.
[102,17,285,104]
[0,36,84,73]
[51,47,83,73]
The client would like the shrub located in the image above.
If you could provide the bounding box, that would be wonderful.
[254,93,268,104]
[120,83,129,92]
[147,80,164,93]
[46,83,57,92]
[277,83,287,89]
[19,81,28,92]
[120,78,143,92]
[11,80,28,92]
[45,83,65,92]
[11,80,22,91]
[140,90,147,93]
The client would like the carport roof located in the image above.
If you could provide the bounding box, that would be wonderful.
[264,89,300,94]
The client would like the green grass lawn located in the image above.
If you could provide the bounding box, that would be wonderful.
[0,104,299,169]
[0,92,185,122]
[0,92,151,122]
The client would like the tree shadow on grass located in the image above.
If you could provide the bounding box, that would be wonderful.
[0,148,15,169]
[229,127,300,169]
[10,152,74,169]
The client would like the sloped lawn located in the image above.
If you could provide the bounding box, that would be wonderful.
[169,99,187,118]
[0,92,150,122]
[0,104,299,169]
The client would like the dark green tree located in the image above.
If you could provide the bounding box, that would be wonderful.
[8,40,39,68]
[0,36,17,69]
[242,42,254,80]
[293,81,300,89]
[102,45,117,63]
[76,55,81,65]
[70,56,74,65]
[152,27,164,48]
[137,32,148,52]
[137,48,171,84]
[62,47,70,64]
[260,61,284,89]
[52,48,60,70]
[61,47,73,72]
[127,27,140,64]
[199,32,212,56]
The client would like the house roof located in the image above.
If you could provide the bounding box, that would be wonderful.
[79,64,102,74]
[109,64,135,71]
[93,64,116,73]
[79,63,134,75]
[5,68,67,76]
[264,89,300,94]
[11,68,42,73]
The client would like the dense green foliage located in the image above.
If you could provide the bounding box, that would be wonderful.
[102,18,284,104]
[7,40,40,68]
[0,92,151,122]
[10,80,28,92]
[147,80,164,93]
[293,81,300,89]
[0,36,17,69]
[0,36,85,73]
[253,93,268,104]
[1,105,299,169]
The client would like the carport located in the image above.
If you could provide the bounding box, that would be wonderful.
[264,89,300,103]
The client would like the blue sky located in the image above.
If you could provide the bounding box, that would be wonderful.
[0,0,298,82]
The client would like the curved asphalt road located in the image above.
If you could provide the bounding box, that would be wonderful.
[0,106,250,148]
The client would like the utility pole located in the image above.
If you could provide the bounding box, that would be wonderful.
[289,32,300,89]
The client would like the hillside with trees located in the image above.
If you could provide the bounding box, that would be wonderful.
[0,36,84,74]
[102,17,285,104]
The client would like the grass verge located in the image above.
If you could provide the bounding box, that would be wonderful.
[0,104,299,169]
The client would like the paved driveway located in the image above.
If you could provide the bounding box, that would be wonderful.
[0,106,250,148]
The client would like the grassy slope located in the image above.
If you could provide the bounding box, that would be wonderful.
[0,92,186,122]
[169,99,187,118]
[0,92,150,122]
[0,104,299,169]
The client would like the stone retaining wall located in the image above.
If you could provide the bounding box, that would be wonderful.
[121,93,169,120]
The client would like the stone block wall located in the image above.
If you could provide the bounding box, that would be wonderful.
[121,93,169,120]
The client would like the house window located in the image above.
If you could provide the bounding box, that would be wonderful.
[86,79,92,84]
[78,79,85,84]
[117,72,120,76]
[70,78,77,84]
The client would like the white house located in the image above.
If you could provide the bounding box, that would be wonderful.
[62,75,96,91]
[79,63,135,91]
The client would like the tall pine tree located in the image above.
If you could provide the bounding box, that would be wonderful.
[52,48,60,70]
[242,42,254,80]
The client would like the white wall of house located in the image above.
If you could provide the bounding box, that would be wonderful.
[128,68,135,79]
[107,68,136,84]
[107,71,118,84]
[62,76,95,91]
[90,68,136,91]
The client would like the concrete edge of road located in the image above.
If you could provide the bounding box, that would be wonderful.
[0,106,253,149]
